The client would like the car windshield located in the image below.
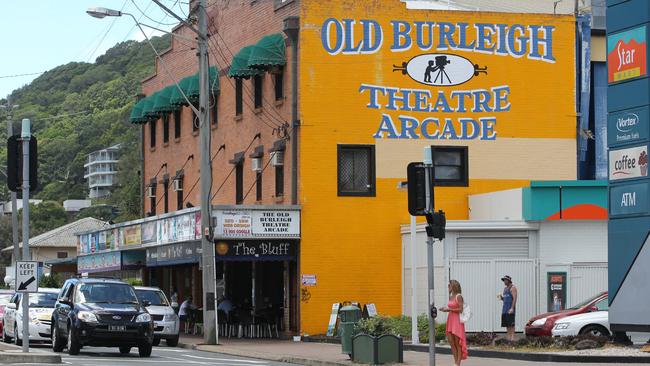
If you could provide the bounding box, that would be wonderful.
[29,292,58,308]
[0,294,12,305]
[569,293,605,310]
[135,289,169,306]
[77,283,139,304]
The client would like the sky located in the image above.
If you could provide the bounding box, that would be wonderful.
[0,0,186,100]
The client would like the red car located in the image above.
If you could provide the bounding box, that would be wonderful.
[525,291,608,337]
[0,290,14,340]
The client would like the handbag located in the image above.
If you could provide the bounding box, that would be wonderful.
[457,295,472,323]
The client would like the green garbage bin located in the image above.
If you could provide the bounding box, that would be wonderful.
[339,305,362,355]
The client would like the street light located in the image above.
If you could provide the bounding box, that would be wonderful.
[86,7,122,18]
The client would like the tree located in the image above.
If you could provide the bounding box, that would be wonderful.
[19,201,68,237]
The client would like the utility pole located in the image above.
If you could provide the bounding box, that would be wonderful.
[20,118,31,353]
[1,101,20,268]
[423,147,435,366]
[196,0,217,345]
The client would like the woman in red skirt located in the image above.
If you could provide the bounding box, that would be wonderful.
[440,280,468,365]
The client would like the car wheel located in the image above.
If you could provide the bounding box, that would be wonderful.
[52,323,65,352]
[67,325,80,355]
[138,343,152,357]
[119,346,131,355]
[152,337,160,346]
[579,325,610,338]
[14,323,22,346]
[166,335,179,347]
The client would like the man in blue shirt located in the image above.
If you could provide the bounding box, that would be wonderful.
[498,275,518,341]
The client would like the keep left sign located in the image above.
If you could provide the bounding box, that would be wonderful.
[15,261,39,293]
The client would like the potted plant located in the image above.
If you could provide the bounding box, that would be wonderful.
[351,316,404,364]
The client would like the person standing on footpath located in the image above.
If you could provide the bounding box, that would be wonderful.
[440,280,468,366]
[498,275,517,341]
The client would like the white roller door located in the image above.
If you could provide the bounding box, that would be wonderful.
[456,232,530,259]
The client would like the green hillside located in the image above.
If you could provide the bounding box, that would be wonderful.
[0,34,171,223]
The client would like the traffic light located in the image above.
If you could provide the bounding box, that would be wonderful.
[6,135,38,192]
[407,162,433,216]
[426,210,446,240]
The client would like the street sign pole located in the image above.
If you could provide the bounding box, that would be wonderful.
[423,147,435,366]
[20,119,31,353]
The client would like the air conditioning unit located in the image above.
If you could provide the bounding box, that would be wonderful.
[271,151,284,166]
[251,158,262,172]
[146,186,156,198]
[172,178,183,192]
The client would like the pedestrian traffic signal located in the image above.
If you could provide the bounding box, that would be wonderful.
[426,210,446,240]
[6,135,38,192]
[407,162,433,216]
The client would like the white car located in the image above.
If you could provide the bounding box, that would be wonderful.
[552,310,610,337]
[134,286,179,346]
[2,288,60,345]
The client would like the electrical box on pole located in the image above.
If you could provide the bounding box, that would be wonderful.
[6,135,38,193]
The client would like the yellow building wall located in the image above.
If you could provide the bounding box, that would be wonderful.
[298,0,576,334]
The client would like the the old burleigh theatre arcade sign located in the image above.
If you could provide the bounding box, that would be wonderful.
[312,10,575,142]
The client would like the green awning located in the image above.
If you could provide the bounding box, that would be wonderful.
[130,98,148,124]
[187,66,220,102]
[140,95,158,119]
[248,33,287,70]
[170,77,193,106]
[228,45,263,78]
[152,85,178,113]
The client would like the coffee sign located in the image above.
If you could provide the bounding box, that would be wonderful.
[609,145,648,180]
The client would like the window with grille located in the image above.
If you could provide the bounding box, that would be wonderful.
[162,113,170,143]
[236,162,244,204]
[235,78,243,116]
[256,171,262,201]
[253,74,263,109]
[212,96,218,126]
[337,145,375,196]
[57,252,68,259]
[176,176,184,211]
[275,165,284,197]
[174,109,181,139]
[431,146,468,187]
[149,120,156,148]
[274,68,284,101]
[163,178,169,213]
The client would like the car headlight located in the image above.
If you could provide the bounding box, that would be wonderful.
[164,313,178,322]
[531,317,547,327]
[136,313,152,323]
[554,323,570,330]
[78,311,98,323]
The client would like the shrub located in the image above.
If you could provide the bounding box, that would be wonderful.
[39,273,62,288]
[126,278,143,286]
[467,332,496,346]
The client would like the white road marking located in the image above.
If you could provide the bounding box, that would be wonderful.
[184,355,267,363]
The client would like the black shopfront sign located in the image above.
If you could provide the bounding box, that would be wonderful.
[146,241,202,266]
[214,240,297,261]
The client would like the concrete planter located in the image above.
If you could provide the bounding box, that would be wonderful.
[351,334,403,364]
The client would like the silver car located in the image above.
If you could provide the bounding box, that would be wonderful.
[134,286,179,346]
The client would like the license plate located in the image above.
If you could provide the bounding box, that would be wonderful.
[109,325,126,331]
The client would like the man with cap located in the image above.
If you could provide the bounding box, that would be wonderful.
[498,275,517,341]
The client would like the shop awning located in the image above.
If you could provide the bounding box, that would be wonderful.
[187,66,220,102]
[248,33,287,70]
[130,98,149,124]
[170,77,193,106]
[138,96,158,121]
[152,85,178,113]
[228,45,264,78]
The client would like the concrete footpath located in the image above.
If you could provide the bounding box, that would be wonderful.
[177,336,650,366]
[0,342,61,364]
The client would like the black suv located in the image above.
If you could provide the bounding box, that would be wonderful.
[51,278,154,357]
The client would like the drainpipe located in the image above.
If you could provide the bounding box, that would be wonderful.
[284,16,300,205]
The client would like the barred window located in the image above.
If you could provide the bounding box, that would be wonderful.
[337,145,375,196]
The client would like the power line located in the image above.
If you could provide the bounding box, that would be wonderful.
[0,71,45,79]
[209,133,260,201]
[86,0,130,62]
[131,0,181,26]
